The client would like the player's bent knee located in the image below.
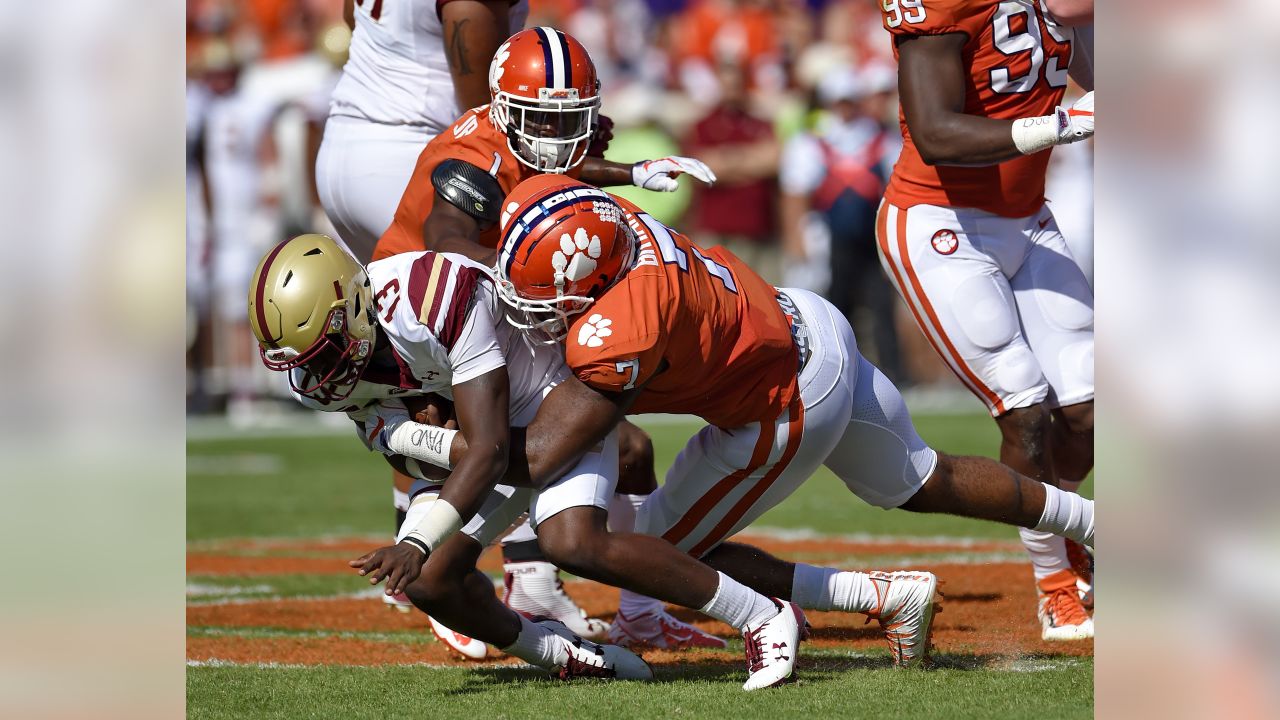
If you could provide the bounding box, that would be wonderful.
[992,346,1043,399]
[1059,400,1094,435]
[618,424,655,466]
[1057,339,1094,395]
[616,425,657,494]
[535,511,606,576]
[405,566,453,611]
[1031,264,1094,333]
[997,404,1052,453]
[898,453,954,514]
[952,275,1019,350]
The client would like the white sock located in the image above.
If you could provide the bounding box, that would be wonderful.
[502,560,565,612]
[607,493,668,619]
[791,563,879,613]
[503,517,538,544]
[1034,484,1095,546]
[618,589,666,619]
[1019,528,1071,581]
[700,571,778,630]
[501,615,566,669]
[393,488,411,513]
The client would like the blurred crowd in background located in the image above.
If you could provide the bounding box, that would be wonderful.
[186,0,1093,422]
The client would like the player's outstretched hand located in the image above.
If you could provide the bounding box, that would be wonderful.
[1059,91,1094,143]
[588,113,615,157]
[632,156,717,192]
[349,543,427,596]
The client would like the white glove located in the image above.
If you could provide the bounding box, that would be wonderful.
[1059,91,1094,143]
[631,156,717,192]
[1011,91,1094,155]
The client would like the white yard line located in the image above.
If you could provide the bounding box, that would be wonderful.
[187,658,529,670]
[188,529,1022,553]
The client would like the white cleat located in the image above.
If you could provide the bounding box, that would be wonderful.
[1037,569,1094,641]
[427,615,489,660]
[742,599,808,691]
[865,571,941,667]
[540,620,654,680]
[382,590,414,614]
[607,608,728,650]
[503,560,611,641]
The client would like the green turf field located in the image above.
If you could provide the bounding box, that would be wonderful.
[187,413,1093,719]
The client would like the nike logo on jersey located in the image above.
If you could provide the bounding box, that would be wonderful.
[1038,217,1051,229]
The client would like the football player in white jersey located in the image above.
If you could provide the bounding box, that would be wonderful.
[249,234,806,690]
[316,0,530,261]
[314,0,608,638]
[248,233,653,679]
[197,39,281,422]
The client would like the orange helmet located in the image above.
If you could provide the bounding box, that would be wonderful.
[488,27,600,173]
[496,175,637,341]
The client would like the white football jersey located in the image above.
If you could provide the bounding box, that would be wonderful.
[292,250,567,428]
[203,91,276,239]
[329,0,530,131]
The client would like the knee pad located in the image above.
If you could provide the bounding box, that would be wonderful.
[1032,265,1094,332]
[992,345,1044,397]
[952,274,1019,350]
[1058,339,1095,392]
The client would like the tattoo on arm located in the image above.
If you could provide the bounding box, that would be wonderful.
[450,19,473,75]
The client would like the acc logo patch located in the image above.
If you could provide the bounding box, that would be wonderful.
[931,229,959,255]
[577,313,613,348]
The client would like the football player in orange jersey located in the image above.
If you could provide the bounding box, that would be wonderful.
[476,175,1096,666]
[877,0,1096,640]
[372,26,714,262]
[375,27,727,650]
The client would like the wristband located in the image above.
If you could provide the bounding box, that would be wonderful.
[403,498,464,552]
[386,422,457,469]
[1011,110,1065,155]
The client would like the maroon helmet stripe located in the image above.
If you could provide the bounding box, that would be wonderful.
[254,241,290,348]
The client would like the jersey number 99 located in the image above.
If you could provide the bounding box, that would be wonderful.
[883,0,927,28]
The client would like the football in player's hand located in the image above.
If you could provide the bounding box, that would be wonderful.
[402,393,455,428]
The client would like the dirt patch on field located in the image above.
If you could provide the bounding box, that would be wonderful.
[189,538,1091,668]
[188,534,1017,577]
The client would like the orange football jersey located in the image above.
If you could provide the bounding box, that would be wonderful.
[372,106,582,260]
[881,0,1074,217]
[565,197,798,429]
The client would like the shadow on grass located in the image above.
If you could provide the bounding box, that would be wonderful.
[805,625,884,643]
[442,649,1081,695]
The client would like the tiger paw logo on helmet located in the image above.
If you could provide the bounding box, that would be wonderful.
[552,228,602,283]
[488,40,511,95]
[577,313,613,348]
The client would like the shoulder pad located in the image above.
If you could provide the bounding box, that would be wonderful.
[431,159,504,230]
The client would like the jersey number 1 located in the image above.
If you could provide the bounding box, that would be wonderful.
[638,214,738,294]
